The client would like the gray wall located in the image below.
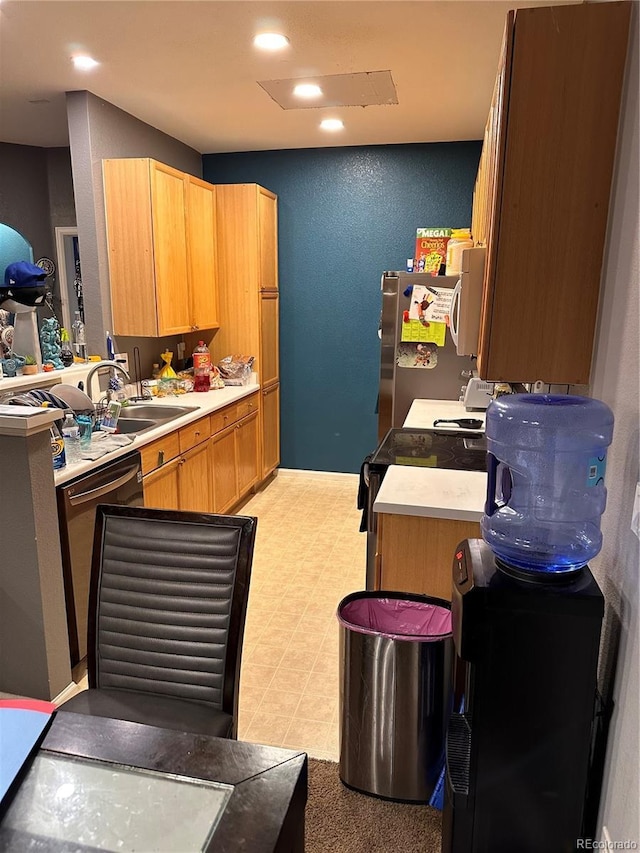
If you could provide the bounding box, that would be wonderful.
[66,91,202,364]
[590,6,639,844]
[0,142,55,263]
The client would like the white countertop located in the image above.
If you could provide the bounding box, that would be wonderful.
[373,465,486,521]
[54,383,260,486]
[404,398,487,431]
[372,398,487,522]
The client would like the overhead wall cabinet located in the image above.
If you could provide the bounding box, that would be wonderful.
[212,184,280,481]
[103,159,219,337]
[472,2,631,384]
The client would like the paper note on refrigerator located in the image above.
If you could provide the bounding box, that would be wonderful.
[401,319,446,347]
[409,285,452,324]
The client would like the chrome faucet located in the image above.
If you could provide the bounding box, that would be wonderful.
[86,361,131,403]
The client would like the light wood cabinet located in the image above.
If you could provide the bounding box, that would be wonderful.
[210,424,238,513]
[376,513,481,601]
[143,456,180,510]
[211,184,280,481]
[473,2,631,385]
[236,410,259,496]
[178,439,211,513]
[186,177,219,331]
[261,382,280,480]
[104,158,219,337]
[210,408,259,513]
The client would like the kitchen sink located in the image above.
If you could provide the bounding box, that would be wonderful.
[120,404,199,420]
[116,418,157,434]
[113,404,200,436]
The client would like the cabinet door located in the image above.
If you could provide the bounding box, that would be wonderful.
[260,291,279,387]
[178,440,211,513]
[477,3,631,384]
[261,382,280,480]
[236,410,259,498]
[377,514,481,600]
[186,177,219,332]
[258,188,278,291]
[151,162,191,336]
[211,425,239,513]
[104,158,158,337]
[143,458,180,510]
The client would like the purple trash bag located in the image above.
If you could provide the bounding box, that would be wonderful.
[337,596,451,642]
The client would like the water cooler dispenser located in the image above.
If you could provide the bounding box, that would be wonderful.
[442,395,614,853]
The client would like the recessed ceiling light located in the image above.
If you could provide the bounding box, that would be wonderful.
[253,33,289,51]
[72,55,99,71]
[293,83,323,99]
[320,119,344,132]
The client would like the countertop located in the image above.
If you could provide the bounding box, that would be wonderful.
[373,398,487,521]
[403,398,487,431]
[54,383,260,487]
[373,465,486,521]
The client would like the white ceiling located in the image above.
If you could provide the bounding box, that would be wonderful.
[0,0,579,154]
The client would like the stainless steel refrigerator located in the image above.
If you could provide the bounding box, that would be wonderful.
[378,271,473,440]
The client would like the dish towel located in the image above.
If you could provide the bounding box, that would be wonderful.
[79,433,134,461]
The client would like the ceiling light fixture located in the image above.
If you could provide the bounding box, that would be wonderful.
[72,55,99,71]
[253,33,289,51]
[320,118,344,132]
[293,83,323,99]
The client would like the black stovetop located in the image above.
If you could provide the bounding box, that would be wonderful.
[371,428,487,472]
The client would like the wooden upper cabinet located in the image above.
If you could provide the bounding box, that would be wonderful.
[258,187,278,291]
[104,158,219,337]
[151,162,191,336]
[186,177,219,332]
[474,2,631,385]
[213,183,279,382]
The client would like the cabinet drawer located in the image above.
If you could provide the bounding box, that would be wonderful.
[211,404,238,435]
[140,432,180,476]
[178,416,211,453]
[236,393,259,420]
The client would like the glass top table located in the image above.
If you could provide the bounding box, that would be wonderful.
[0,711,307,853]
[0,752,232,852]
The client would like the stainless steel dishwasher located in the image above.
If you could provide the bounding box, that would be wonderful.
[56,451,143,665]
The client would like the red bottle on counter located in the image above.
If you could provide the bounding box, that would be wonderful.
[193,340,211,392]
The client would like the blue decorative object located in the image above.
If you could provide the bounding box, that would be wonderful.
[39,316,64,369]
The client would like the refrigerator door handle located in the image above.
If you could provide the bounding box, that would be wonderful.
[450,279,462,348]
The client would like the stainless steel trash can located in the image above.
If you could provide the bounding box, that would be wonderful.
[338,591,452,803]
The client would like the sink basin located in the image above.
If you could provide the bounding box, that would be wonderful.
[116,418,157,434]
[112,403,200,436]
[121,404,199,420]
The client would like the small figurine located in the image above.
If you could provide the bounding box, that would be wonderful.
[39,316,64,369]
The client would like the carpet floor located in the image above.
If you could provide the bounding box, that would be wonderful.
[305,760,443,853]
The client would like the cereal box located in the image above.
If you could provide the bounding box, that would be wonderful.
[415,228,452,276]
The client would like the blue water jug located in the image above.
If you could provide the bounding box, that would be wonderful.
[481,394,614,574]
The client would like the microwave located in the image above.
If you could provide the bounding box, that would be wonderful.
[449,246,486,356]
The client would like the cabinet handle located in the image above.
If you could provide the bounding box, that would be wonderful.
[178,457,185,465]
[195,430,201,437]
[158,450,165,466]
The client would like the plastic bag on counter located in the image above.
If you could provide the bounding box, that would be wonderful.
[217,355,254,386]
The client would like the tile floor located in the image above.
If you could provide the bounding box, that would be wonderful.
[55,470,366,762]
[238,470,366,760]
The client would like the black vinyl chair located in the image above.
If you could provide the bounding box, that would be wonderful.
[61,504,256,739]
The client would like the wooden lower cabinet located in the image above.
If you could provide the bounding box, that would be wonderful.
[142,392,264,515]
[376,513,481,601]
[236,411,259,496]
[178,440,211,512]
[211,424,239,513]
[261,382,280,479]
[142,457,180,510]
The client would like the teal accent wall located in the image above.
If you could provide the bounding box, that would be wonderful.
[203,142,481,473]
